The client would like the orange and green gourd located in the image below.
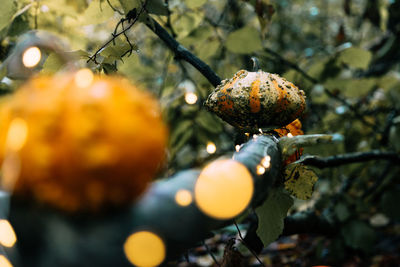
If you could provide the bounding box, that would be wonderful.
[205,69,306,132]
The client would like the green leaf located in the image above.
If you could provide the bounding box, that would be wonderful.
[338,47,372,70]
[226,26,263,54]
[172,12,204,38]
[334,202,351,222]
[100,42,138,60]
[255,188,293,247]
[41,53,65,74]
[118,0,137,13]
[341,220,376,252]
[81,0,115,25]
[380,188,400,221]
[197,39,220,60]
[118,0,167,15]
[185,0,207,9]
[147,0,168,15]
[0,0,16,31]
[195,110,223,134]
[284,163,318,200]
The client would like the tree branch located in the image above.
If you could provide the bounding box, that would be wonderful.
[144,16,222,87]
[299,150,400,168]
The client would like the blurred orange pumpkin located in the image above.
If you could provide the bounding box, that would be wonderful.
[0,70,168,213]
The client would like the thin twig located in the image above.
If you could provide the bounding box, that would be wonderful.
[106,0,124,15]
[164,0,177,37]
[299,150,400,168]
[202,240,220,266]
[87,1,147,64]
[234,221,266,267]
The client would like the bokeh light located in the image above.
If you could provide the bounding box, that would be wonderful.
[206,142,216,154]
[6,118,28,151]
[256,165,266,175]
[0,255,12,267]
[22,46,41,68]
[194,159,254,219]
[260,155,271,169]
[124,231,166,267]
[235,145,241,152]
[74,68,94,88]
[184,92,198,104]
[175,189,193,206]
[287,133,294,138]
[0,220,17,247]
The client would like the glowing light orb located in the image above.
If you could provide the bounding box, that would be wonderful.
[74,68,94,88]
[184,92,198,104]
[260,155,271,168]
[194,159,254,219]
[235,145,241,152]
[175,189,193,206]
[6,118,28,151]
[0,220,17,247]
[206,142,216,154]
[0,255,12,267]
[22,46,41,68]
[124,231,166,267]
[256,165,266,175]
[287,133,294,138]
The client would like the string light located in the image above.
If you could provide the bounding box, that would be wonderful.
[74,68,94,88]
[0,220,17,247]
[22,46,41,68]
[287,133,294,138]
[194,159,254,219]
[184,92,198,104]
[0,256,12,267]
[235,145,241,152]
[256,165,266,175]
[6,118,28,151]
[206,142,216,154]
[124,231,166,267]
[175,189,193,206]
[253,134,258,139]
[260,155,271,168]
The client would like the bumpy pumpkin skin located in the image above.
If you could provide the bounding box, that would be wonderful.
[0,72,168,213]
[205,70,306,131]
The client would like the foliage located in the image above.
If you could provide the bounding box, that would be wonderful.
[0,0,399,265]
[255,187,293,247]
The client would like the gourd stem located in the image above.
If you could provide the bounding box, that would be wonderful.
[251,57,261,72]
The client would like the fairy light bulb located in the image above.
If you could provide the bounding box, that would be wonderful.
[22,46,41,68]
[184,92,198,104]
[0,220,17,247]
[260,155,271,168]
[74,68,94,88]
[256,165,266,175]
[206,142,216,154]
[287,133,294,138]
[175,189,193,206]
[124,231,166,267]
[235,145,241,152]
[194,159,254,219]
